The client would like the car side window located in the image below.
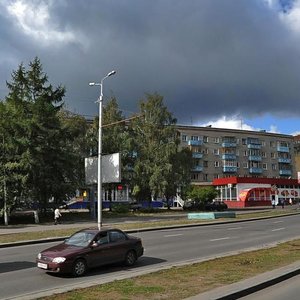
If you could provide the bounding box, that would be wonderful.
[109,231,126,243]
[95,232,108,245]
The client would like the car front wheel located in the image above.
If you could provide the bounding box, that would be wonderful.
[124,250,137,266]
[72,259,87,277]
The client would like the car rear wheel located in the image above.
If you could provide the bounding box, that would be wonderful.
[72,259,87,277]
[124,250,137,266]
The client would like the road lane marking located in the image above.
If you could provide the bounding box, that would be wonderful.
[271,227,285,232]
[227,227,243,230]
[164,234,183,238]
[210,237,230,242]
[273,220,283,224]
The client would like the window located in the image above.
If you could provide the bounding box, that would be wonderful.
[203,148,209,154]
[192,173,200,180]
[191,135,199,141]
[261,151,266,158]
[203,136,208,143]
[213,174,220,179]
[272,164,277,170]
[263,163,268,170]
[261,141,266,146]
[214,161,220,167]
[203,160,208,168]
[242,138,247,145]
[213,149,219,155]
[244,150,248,156]
[214,137,220,143]
[181,134,187,142]
[270,141,275,147]
[109,230,126,242]
[271,152,276,159]
[203,174,208,181]
[243,162,248,169]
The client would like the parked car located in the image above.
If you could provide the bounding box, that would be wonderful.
[183,200,228,211]
[36,228,144,277]
[204,201,228,211]
[183,200,203,211]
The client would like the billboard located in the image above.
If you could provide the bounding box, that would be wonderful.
[85,153,121,185]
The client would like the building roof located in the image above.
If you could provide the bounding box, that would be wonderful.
[213,176,299,186]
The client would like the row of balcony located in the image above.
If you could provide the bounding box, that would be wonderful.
[192,152,291,163]
[187,140,290,153]
[192,166,292,175]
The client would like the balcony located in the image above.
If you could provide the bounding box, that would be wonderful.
[222,142,237,148]
[277,146,289,153]
[222,153,236,160]
[188,140,203,146]
[247,143,261,150]
[279,169,292,176]
[223,166,237,173]
[248,155,262,162]
[278,158,291,164]
[192,152,203,159]
[192,166,203,172]
[249,167,263,174]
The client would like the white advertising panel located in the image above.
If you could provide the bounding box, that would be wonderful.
[85,153,121,184]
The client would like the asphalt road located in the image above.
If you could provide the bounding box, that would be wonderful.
[1,214,300,300]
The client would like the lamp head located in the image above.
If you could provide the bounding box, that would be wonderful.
[107,70,116,77]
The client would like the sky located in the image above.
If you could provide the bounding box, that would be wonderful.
[1,0,300,135]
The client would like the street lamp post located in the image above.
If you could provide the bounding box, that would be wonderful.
[89,70,116,230]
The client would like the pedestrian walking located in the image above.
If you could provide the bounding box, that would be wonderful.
[271,198,276,209]
[54,207,62,225]
[289,198,293,206]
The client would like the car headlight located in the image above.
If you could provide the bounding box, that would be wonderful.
[52,257,66,263]
[37,253,42,259]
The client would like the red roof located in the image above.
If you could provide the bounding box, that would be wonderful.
[213,176,298,186]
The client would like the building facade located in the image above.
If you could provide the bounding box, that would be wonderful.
[177,125,295,185]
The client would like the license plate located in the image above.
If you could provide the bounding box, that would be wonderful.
[37,262,48,269]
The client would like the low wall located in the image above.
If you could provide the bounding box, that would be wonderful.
[188,212,236,220]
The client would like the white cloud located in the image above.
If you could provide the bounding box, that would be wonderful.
[6,0,79,46]
[199,115,280,133]
[265,0,300,33]
[199,115,255,131]
[280,4,300,33]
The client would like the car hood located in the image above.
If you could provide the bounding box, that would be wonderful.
[41,243,86,258]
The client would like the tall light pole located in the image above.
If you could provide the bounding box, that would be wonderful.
[89,70,116,230]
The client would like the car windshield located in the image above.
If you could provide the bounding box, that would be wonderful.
[65,231,95,247]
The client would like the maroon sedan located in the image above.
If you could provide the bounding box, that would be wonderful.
[36,228,144,277]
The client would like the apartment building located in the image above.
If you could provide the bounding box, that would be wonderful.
[177,125,295,185]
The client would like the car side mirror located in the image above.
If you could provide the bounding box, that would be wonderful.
[91,241,98,248]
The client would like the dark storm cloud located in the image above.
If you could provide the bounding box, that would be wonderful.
[1,0,300,124]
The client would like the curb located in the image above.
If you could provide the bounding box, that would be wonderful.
[185,261,300,300]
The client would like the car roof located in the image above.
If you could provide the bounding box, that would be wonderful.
[75,227,123,235]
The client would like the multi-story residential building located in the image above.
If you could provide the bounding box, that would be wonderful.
[177,125,295,185]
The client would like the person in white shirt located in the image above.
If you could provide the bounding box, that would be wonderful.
[54,208,62,225]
